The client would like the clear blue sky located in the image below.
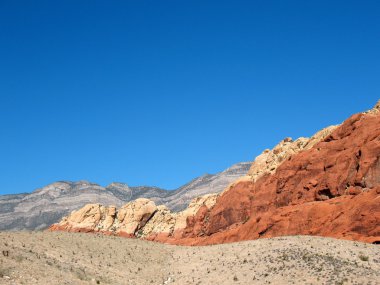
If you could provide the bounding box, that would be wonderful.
[0,1,379,194]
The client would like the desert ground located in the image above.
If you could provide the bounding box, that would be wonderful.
[0,232,378,285]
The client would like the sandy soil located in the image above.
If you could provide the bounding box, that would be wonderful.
[0,232,378,285]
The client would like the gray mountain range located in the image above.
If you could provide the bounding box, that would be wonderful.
[0,162,251,231]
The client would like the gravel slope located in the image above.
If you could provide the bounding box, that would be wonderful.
[0,232,378,285]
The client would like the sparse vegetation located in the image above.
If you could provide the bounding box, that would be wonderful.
[0,266,10,278]
[359,254,369,261]
[0,233,378,284]
[14,255,24,262]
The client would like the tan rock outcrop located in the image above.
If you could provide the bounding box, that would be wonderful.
[364,99,380,115]
[218,125,339,198]
[50,194,219,240]
[117,198,157,236]
[173,194,218,235]
[247,125,338,182]
[102,206,117,231]
[247,137,309,181]
[140,205,176,238]
[50,198,157,236]
[142,193,219,240]
[54,203,105,232]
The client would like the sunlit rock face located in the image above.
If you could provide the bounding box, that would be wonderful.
[171,103,380,245]
[50,194,219,241]
[50,101,380,245]
[0,162,250,230]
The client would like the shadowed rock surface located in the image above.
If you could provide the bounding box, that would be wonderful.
[0,162,250,231]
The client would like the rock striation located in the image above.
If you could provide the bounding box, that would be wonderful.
[51,100,380,245]
[0,162,250,231]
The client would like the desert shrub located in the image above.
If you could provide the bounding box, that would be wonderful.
[0,266,10,278]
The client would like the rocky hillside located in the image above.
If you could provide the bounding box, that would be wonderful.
[175,101,380,245]
[50,100,380,245]
[0,162,250,231]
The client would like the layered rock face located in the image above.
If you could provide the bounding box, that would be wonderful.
[0,181,126,231]
[50,101,380,245]
[0,162,250,231]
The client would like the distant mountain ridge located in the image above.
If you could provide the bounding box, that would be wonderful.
[0,162,251,231]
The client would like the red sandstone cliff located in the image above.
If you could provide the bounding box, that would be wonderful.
[50,101,380,245]
[161,103,380,245]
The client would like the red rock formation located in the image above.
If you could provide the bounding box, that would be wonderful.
[154,108,380,245]
[50,102,380,245]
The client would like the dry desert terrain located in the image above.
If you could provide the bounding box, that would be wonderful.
[0,232,379,285]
